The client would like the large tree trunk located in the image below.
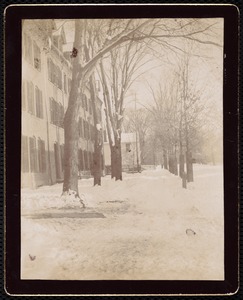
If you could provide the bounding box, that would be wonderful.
[63,100,81,197]
[163,151,168,170]
[62,20,85,206]
[93,143,102,186]
[89,75,102,186]
[111,145,116,179]
[186,151,194,182]
[173,154,178,176]
[179,153,185,178]
[114,137,122,180]
[62,64,81,196]
[168,154,173,174]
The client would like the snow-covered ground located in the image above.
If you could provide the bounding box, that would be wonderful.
[21,164,224,280]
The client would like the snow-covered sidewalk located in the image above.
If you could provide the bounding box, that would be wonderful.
[21,164,224,280]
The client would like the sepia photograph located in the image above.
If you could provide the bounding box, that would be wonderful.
[4,3,239,296]
[21,17,224,281]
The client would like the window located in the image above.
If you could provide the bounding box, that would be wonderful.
[84,120,90,140]
[33,41,41,71]
[29,136,38,172]
[24,33,33,64]
[58,103,64,128]
[50,98,64,127]
[83,150,87,170]
[90,125,95,140]
[27,81,35,114]
[21,135,29,172]
[60,144,64,171]
[35,86,43,118]
[86,151,90,170]
[85,150,90,170]
[47,58,63,89]
[89,152,93,172]
[48,58,55,84]
[56,65,62,89]
[52,63,57,86]
[50,98,55,124]
[78,149,84,171]
[47,58,52,81]
[38,138,46,172]
[22,81,26,111]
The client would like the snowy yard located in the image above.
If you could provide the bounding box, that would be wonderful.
[21,164,224,280]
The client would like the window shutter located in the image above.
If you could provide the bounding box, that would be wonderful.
[21,135,29,172]
[29,137,37,172]
[60,144,64,171]
[22,81,26,111]
[47,58,51,81]
[25,35,33,64]
[41,140,46,172]
[38,139,46,172]
[27,81,35,115]
[40,90,43,118]
[35,86,39,117]
[49,98,54,123]
[33,41,41,71]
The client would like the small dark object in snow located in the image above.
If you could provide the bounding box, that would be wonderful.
[106,200,124,203]
[29,254,36,261]
[186,229,196,236]
[70,47,78,58]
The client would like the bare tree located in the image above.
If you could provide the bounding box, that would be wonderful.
[62,18,222,201]
[83,20,103,186]
[99,40,148,180]
[176,56,209,182]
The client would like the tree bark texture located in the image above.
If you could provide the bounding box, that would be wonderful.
[179,154,185,178]
[89,76,102,186]
[114,138,122,180]
[63,103,80,196]
[99,60,123,181]
[111,146,116,179]
[62,20,84,202]
[174,155,178,176]
[93,143,102,186]
[186,151,194,182]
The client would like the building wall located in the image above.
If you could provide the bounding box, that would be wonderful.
[21,20,101,188]
[103,133,141,173]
